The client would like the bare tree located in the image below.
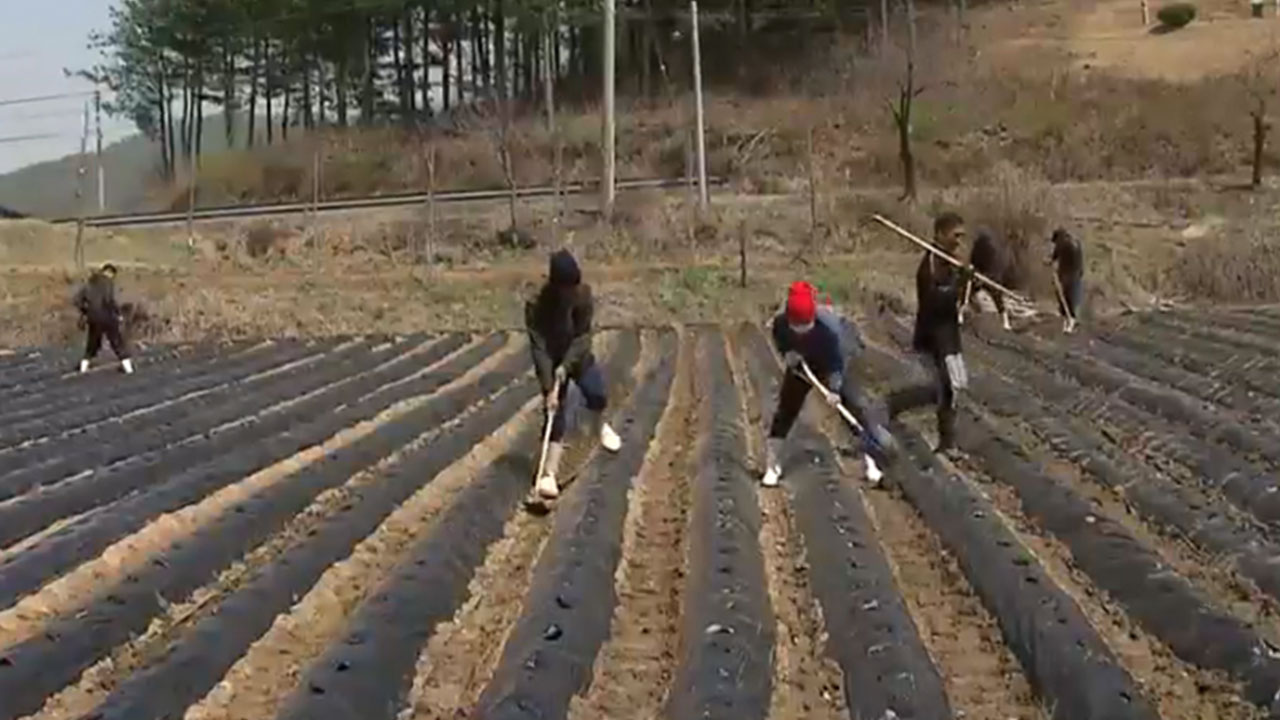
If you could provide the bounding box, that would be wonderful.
[1242,48,1280,189]
[888,0,923,201]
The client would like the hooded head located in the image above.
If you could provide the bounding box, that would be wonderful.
[100,263,118,279]
[548,249,581,288]
[785,281,817,333]
[1050,228,1072,246]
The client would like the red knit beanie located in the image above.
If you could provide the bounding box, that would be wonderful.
[786,281,817,326]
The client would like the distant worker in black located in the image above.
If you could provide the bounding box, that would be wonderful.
[963,229,1015,331]
[1049,228,1084,334]
[73,263,134,375]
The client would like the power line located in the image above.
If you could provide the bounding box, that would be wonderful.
[0,132,66,144]
[0,91,95,108]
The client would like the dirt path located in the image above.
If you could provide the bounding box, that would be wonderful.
[567,327,697,720]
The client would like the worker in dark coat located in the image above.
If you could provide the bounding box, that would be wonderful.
[1049,228,1084,334]
[73,263,134,375]
[887,212,970,457]
[525,249,620,499]
[964,229,1014,331]
[761,281,898,487]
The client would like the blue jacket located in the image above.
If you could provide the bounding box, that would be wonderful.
[771,306,863,385]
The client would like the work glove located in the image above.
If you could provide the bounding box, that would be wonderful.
[545,387,561,414]
[820,374,842,408]
[783,351,803,370]
[554,364,568,386]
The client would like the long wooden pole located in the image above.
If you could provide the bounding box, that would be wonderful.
[871,213,1026,300]
[602,0,616,216]
[691,0,709,210]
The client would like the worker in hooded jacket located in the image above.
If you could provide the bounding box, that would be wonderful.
[525,249,621,500]
[73,263,134,375]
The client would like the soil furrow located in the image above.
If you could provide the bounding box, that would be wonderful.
[397,331,642,719]
[735,323,950,720]
[472,330,676,720]
[662,328,775,720]
[566,328,697,720]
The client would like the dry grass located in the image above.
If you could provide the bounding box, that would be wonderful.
[1170,225,1280,302]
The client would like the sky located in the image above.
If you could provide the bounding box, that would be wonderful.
[0,0,136,175]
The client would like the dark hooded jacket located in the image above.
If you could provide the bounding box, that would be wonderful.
[74,270,119,325]
[1050,229,1084,282]
[912,253,963,357]
[525,251,594,394]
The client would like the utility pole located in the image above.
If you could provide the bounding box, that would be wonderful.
[74,101,89,270]
[94,88,104,213]
[691,0,708,211]
[186,124,198,248]
[602,0,616,217]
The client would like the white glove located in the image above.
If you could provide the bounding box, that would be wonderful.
[783,351,803,370]
[822,389,841,408]
[554,365,568,385]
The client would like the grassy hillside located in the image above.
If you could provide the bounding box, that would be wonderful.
[0,114,250,219]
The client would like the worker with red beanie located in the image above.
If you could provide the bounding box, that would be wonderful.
[762,281,898,488]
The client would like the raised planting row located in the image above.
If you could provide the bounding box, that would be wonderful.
[975,326,1280,474]
[662,328,775,720]
[0,338,278,424]
[0,337,380,452]
[0,335,455,551]
[0,340,226,402]
[1071,332,1280,429]
[855,331,1158,719]
[735,324,954,720]
[0,334,500,610]
[1091,320,1280,405]
[269,330,644,720]
[0,347,538,720]
[0,338,357,484]
[966,321,1280,541]
[869,332,1280,714]
[952,322,1280,605]
[471,329,677,720]
[1145,312,1280,357]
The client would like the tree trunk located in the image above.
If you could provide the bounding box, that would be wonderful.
[282,51,291,142]
[362,17,376,124]
[880,0,890,49]
[422,5,432,116]
[248,37,260,147]
[1253,108,1267,189]
[403,8,418,120]
[393,20,406,121]
[266,42,275,144]
[195,72,205,161]
[337,58,349,126]
[303,54,314,129]
[642,0,653,99]
[494,0,507,102]
[223,44,235,149]
[180,58,191,160]
[456,13,467,104]
[442,17,452,110]
[479,9,491,93]
[471,9,482,97]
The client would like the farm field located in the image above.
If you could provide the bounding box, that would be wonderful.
[1,308,1280,720]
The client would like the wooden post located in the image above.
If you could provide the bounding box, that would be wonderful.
[94,88,105,213]
[427,143,437,264]
[602,0,617,217]
[186,121,198,248]
[74,101,89,270]
[691,0,709,211]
